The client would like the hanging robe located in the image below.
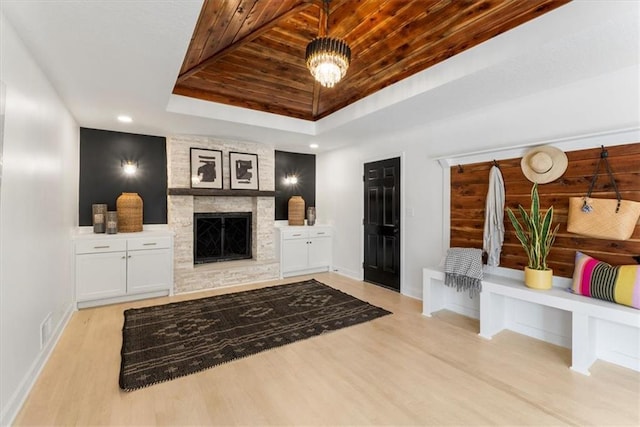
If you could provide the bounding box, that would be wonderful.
[483,165,505,266]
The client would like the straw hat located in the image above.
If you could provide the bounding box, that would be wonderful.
[521,145,568,184]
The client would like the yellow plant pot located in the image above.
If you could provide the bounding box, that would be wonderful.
[524,267,553,290]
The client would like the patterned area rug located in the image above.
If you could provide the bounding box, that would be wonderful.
[119,278,391,391]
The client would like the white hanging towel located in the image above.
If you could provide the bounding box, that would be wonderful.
[483,165,505,266]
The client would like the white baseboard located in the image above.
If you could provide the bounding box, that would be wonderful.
[446,302,480,319]
[1,302,75,426]
[332,266,363,281]
[508,321,571,349]
[599,349,640,372]
[401,285,422,300]
[333,267,422,300]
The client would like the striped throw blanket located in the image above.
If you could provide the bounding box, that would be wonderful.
[444,248,483,297]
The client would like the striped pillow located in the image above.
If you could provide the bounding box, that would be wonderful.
[572,251,640,309]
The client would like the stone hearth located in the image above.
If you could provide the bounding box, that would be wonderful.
[167,135,278,293]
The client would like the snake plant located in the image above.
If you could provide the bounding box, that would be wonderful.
[506,183,559,270]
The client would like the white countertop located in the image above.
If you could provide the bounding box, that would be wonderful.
[73,225,173,239]
[275,224,332,229]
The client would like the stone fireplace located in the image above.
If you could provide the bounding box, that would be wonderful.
[167,135,279,293]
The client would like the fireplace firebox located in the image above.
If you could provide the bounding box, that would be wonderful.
[194,212,252,264]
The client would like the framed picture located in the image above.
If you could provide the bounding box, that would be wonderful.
[229,152,259,190]
[190,148,223,189]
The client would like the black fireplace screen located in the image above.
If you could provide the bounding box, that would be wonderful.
[194,212,252,264]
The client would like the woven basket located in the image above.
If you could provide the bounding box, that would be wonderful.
[288,195,305,226]
[568,197,640,240]
[117,192,143,232]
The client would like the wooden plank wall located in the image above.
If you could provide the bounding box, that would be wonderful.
[450,143,640,278]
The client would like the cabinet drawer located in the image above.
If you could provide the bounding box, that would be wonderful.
[76,239,127,254]
[127,236,172,251]
[309,228,332,238]
[281,228,309,240]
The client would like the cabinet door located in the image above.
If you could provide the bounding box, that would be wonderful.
[76,252,127,301]
[281,238,309,273]
[127,248,172,294]
[307,236,332,269]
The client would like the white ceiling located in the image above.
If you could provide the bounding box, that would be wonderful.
[1,0,638,153]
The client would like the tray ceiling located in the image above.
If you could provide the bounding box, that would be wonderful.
[173,0,570,122]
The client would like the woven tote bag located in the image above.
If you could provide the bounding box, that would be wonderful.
[567,197,640,240]
[566,147,640,240]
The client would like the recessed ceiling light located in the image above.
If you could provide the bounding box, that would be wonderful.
[117,115,133,123]
[309,143,319,149]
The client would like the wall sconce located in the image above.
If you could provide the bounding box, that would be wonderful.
[122,160,138,175]
[284,174,298,185]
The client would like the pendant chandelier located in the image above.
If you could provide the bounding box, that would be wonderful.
[305,0,351,88]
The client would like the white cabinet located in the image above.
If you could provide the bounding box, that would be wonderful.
[126,236,173,294]
[76,250,127,301]
[74,231,173,308]
[275,226,332,278]
[281,237,309,273]
[307,232,332,268]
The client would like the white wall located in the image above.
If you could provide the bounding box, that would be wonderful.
[317,19,640,299]
[317,133,447,298]
[0,13,78,425]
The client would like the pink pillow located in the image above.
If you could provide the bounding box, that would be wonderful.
[571,251,640,309]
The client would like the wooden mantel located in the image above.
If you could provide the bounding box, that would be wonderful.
[167,188,275,197]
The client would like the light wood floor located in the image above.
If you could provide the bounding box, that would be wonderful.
[14,272,640,426]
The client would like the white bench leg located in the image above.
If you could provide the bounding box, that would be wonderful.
[479,290,505,339]
[571,312,596,376]
[423,275,446,317]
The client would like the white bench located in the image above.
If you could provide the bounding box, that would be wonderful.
[423,267,640,375]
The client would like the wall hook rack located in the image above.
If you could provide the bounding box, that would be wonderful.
[600,145,608,158]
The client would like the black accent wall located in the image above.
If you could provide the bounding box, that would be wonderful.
[79,128,167,226]
[275,150,316,221]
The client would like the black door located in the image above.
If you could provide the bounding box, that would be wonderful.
[363,157,400,291]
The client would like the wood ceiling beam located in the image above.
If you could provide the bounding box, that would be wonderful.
[178,2,316,84]
[311,82,321,117]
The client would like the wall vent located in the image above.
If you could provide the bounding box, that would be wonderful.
[40,313,53,349]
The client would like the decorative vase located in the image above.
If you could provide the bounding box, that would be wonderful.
[307,207,316,226]
[106,211,118,234]
[117,192,143,232]
[288,195,305,226]
[524,267,553,290]
[92,203,107,233]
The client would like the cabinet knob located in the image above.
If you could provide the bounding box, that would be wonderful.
[128,255,132,258]
[121,256,126,259]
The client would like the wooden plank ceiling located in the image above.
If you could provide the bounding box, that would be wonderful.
[174,0,570,121]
